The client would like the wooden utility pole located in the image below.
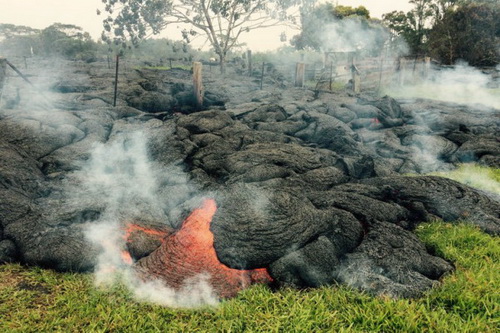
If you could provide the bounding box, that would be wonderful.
[113,55,120,107]
[295,63,305,87]
[192,62,203,108]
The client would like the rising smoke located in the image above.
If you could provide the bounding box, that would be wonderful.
[318,16,391,55]
[77,131,219,307]
[386,61,500,110]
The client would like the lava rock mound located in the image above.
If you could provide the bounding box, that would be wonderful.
[0,62,499,298]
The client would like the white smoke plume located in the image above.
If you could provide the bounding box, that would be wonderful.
[319,17,390,55]
[431,165,500,196]
[386,61,500,109]
[75,130,219,307]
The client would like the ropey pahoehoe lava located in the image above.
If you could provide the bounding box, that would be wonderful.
[127,198,272,299]
[0,62,499,301]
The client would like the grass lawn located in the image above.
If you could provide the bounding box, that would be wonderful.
[1,166,499,332]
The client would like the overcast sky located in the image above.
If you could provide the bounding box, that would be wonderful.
[0,0,413,51]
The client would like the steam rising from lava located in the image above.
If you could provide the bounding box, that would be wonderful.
[134,198,272,299]
[385,62,500,109]
[318,16,391,55]
[80,131,221,307]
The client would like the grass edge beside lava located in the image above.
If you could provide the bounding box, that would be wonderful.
[0,221,498,332]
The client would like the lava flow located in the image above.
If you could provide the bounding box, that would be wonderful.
[133,198,273,298]
[121,224,172,265]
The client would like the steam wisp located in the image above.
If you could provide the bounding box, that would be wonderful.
[79,131,220,307]
[386,62,499,109]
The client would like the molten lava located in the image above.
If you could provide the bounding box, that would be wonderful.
[121,224,173,265]
[123,224,171,240]
[134,198,273,298]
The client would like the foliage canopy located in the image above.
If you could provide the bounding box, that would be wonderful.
[99,0,317,72]
[383,0,500,65]
[0,23,98,61]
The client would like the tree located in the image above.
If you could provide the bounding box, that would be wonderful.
[428,2,500,66]
[39,24,97,61]
[291,3,388,56]
[383,0,436,56]
[99,0,317,73]
[0,24,40,57]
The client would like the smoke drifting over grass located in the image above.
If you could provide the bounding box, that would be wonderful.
[430,165,500,196]
[386,62,500,109]
[78,131,219,307]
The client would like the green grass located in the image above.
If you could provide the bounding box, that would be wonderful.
[2,166,499,331]
[135,65,192,71]
[1,222,498,332]
[429,164,500,195]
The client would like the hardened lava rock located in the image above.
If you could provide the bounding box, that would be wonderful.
[134,199,272,299]
[1,63,499,298]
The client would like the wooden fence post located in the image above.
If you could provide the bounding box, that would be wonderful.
[260,62,265,90]
[351,64,361,94]
[424,57,431,79]
[329,61,334,90]
[398,57,406,86]
[0,58,7,101]
[295,63,305,87]
[113,55,120,107]
[192,62,203,108]
[247,50,252,76]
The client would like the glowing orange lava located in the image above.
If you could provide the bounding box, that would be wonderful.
[121,250,133,265]
[120,224,172,265]
[123,224,170,242]
[134,198,273,298]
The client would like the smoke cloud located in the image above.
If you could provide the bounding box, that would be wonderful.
[386,62,500,109]
[75,131,219,307]
[319,17,390,55]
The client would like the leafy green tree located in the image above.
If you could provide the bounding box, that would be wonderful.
[125,38,195,63]
[99,0,317,73]
[383,0,499,63]
[0,23,98,61]
[39,24,97,61]
[0,24,40,57]
[428,2,500,66]
[383,0,436,56]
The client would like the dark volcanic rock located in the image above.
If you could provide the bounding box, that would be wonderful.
[212,183,342,268]
[0,61,499,299]
[0,240,17,263]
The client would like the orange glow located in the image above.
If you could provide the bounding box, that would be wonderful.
[135,198,273,298]
[121,250,133,265]
[122,224,170,243]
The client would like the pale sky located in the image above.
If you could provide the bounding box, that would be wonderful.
[0,0,413,51]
